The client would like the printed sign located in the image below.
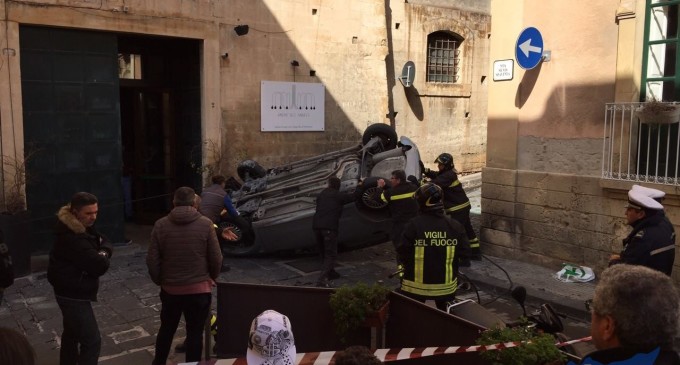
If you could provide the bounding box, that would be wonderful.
[261,81,325,132]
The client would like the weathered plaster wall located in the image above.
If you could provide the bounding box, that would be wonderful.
[0,0,490,194]
[482,0,675,278]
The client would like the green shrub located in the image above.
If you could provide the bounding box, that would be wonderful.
[476,324,566,365]
[329,282,390,341]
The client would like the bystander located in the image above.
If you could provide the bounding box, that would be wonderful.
[146,187,223,364]
[48,192,112,365]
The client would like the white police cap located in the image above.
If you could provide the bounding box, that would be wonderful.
[626,189,664,210]
[631,184,665,200]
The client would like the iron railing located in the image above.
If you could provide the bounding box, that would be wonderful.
[603,102,680,185]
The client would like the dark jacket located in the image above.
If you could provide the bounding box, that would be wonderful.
[577,347,680,365]
[380,181,419,223]
[48,206,112,301]
[425,168,471,214]
[199,184,226,223]
[312,187,355,231]
[614,212,675,276]
[398,210,470,301]
[146,206,223,286]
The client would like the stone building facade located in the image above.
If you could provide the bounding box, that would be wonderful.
[484,0,680,281]
[0,0,490,254]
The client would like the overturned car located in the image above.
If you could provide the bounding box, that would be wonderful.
[218,124,422,256]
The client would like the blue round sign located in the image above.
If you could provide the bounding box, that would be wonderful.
[515,27,544,70]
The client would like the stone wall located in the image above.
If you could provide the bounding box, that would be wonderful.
[480,167,680,282]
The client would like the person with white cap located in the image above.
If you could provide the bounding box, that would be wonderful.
[608,187,676,276]
[247,310,297,365]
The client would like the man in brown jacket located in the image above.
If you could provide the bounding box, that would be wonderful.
[146,187,223,365]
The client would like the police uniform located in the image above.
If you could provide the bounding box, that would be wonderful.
[379,180,419,247]
[424,168,480,258]
[610,189,676,276]
[398,209,470,310]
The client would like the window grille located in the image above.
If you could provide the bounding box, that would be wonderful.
[427,32,460,84]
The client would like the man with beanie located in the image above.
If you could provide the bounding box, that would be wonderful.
[609,187,675,275]
[48,192,112,365]
[147,187,223,364]
[312,176,355,287]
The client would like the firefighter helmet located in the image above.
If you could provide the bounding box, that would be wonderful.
[413,183,444,212]
[434,153,454,169]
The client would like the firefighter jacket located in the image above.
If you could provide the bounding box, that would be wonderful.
[380,182,419,224]
[614,211,676,276]
[426,168,471,214]
[397,210,470,301]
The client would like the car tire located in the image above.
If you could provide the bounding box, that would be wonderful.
[216,216,256,256]
[354,176,391,221]
[362,124,398,151]
[237,160,266,182]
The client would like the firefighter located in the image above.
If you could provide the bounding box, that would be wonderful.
[376,169,419,249]
[424,153,480,263]
[397,183,470,311]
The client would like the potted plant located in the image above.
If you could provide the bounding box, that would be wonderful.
[329,282,391,342]
[635,99,680,125]
[476,324,566,365]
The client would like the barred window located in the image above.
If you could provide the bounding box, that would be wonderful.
[427,31,462,84]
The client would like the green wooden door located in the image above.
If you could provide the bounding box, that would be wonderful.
[20,26,124,253]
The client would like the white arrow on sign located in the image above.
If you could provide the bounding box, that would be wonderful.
[519,39,541,57]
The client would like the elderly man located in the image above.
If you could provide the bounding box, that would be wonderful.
[147,187,223,364]
[609,187,675,275]
[48,192,112,365]
[579,264,680,364]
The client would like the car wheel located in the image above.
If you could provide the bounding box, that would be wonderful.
[217,216,256,256]
[237,160,266,182]
[354,176,391,221]
[362,124,398,151]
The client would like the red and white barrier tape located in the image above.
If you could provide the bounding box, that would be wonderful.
[189,336,592,365]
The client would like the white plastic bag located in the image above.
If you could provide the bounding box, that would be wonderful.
[554,263,595,283]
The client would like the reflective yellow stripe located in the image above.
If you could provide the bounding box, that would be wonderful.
[449,180,461,188]
[414,247,425,283]
[469,237,480,248]
[390,192,415,201]
[401,277,458,296]
[380,192,388,203]
[445,246,454,283]
[445,201,471,212]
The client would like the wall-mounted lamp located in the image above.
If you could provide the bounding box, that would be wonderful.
[290,60,300,67]
[221,53,229,59]
[234,25,249,36]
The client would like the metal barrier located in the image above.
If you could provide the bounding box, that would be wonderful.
[603,102,680,185]
[214,282,487,365]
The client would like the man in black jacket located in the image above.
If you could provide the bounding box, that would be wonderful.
[424,153,480,263]
[609,188,675,276]
[313,177,355,287]
[48,192,112,365]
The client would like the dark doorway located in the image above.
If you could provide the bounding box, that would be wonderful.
[118,35,202,224]
[20,27,202,253]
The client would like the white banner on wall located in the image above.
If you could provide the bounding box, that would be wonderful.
[260,81,325,132]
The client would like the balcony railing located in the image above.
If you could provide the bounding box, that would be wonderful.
[603,102,680,186]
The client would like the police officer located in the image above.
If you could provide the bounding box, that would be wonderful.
[609,187,675,276]
[397,183,470,311]
[376,169,419,249]
[424,153,480,262]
